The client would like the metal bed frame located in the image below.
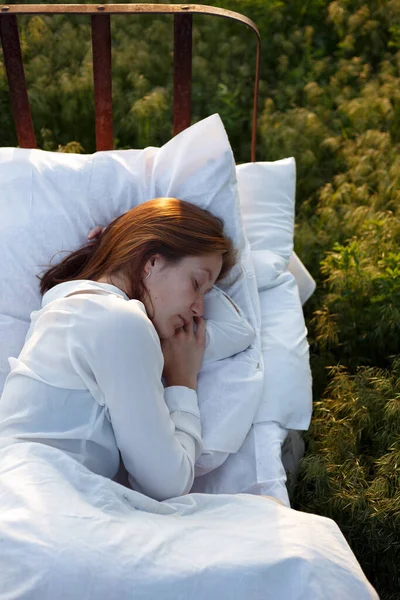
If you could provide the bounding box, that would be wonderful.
[0,3,260,160]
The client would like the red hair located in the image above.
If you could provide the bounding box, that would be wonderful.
[38,198,237,300]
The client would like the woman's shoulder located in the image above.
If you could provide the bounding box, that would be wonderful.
[66,293,160,349]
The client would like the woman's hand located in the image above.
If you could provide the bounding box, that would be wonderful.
[161,317,206,391]
[88,225,105,241]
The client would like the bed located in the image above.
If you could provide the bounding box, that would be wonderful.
[0,4,378,598]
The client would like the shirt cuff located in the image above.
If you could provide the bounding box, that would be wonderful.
[164,386,200,419]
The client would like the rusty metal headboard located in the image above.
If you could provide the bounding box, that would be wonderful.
[0,3,261,160]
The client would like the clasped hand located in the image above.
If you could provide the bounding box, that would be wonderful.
[161,317,206,391]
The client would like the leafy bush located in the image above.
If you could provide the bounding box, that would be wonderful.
[293,358,400,598]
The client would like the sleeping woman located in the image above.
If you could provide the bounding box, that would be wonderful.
[0,197,236,501]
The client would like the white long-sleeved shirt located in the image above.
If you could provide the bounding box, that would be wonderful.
[0,280,203,501]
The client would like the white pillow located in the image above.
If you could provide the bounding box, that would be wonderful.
[254,272,312,429]
[202,286,255,364]
[236,159,313,430]
[288,252,316,305]
[237,159,295,275]
[0,114,264,470]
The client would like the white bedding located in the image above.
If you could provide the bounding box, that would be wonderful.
[192,420,290,507]
[0,114,378,597]
[0,441,378,599]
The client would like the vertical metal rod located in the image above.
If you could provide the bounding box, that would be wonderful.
[251,38,261,162]
[91,14,113,150]
[173,13,192,136]
[0,14,36,148]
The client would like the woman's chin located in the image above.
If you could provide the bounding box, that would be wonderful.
[156,323,176,340]
[152,316,181,339]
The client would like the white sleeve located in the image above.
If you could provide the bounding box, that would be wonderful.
[68,300,203,501]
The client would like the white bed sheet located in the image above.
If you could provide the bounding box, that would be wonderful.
[0,440,378,599]
[192,420,290,507]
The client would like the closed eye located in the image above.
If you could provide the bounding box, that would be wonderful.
[193,278,199,291]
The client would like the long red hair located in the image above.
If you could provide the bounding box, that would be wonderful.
[37,198,237,301]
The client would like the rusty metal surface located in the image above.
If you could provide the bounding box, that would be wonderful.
[0,4,261,160]
[252,39,260,162]
[173,13,192,136]
[0,14,36,148]
[1,4,258,26]
[91,14,113,150]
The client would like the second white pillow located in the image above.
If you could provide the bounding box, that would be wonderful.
[203,287,255,364]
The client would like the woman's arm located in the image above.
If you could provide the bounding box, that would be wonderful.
[68,298,203,501]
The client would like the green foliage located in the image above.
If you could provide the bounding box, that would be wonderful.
[259,103,336,205]
[1,0,400,597]
[293,357,400,596]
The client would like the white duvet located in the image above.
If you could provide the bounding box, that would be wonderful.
[0,441,378,600]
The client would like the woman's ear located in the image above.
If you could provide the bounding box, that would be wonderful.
[143,255,159,276]
[143,258,152,276]
[151,254,168,270]
[144,254,157,271]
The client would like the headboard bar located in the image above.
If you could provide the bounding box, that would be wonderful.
[91,14,113,151]
[173,12,192,137]
[0,14,36,148]
[0,4,261,160]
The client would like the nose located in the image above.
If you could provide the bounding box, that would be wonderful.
[191,296,204,318]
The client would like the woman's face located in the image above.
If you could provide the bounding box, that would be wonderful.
[142,253,223,339]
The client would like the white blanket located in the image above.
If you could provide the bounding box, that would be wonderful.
[0,441,378,599]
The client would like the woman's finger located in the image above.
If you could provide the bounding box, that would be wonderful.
[182,317,193,334]
[194,316,206,340]
[88,225,105,240]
